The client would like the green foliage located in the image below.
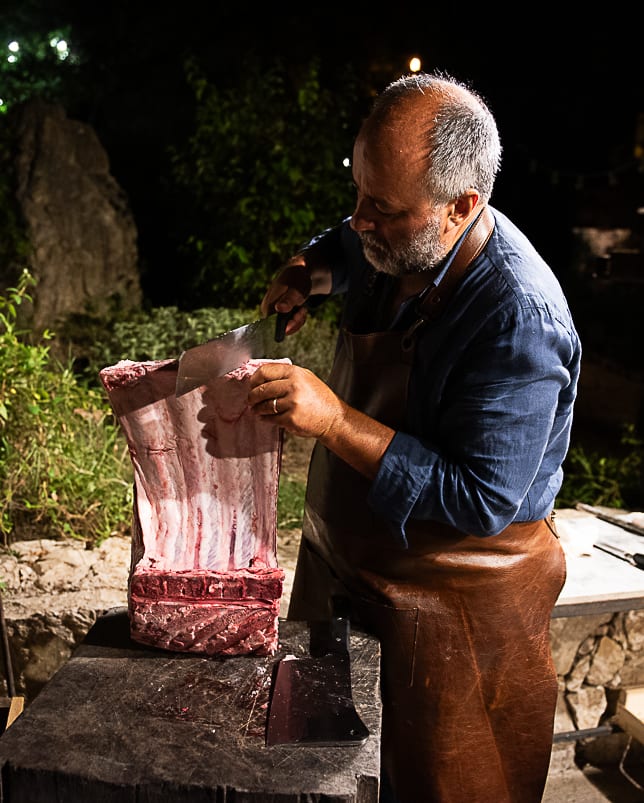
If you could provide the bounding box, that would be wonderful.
[0,24,81,114]
[277,476,306,532]
[63,306,256,382]
[556,424,644,509]
[169,58,358,309]
[63,304,338,385]
[0,271,133,545]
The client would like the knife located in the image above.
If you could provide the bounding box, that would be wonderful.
[575,503,644,537]
[265,595,369,747]
[593,541,644,569]
[175,311,292,397]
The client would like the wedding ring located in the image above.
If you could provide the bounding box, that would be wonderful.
[272,398,278,414]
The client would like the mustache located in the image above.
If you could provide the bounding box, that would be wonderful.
[359,232,385,251]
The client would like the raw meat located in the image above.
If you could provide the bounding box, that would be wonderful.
[99,358,286,656]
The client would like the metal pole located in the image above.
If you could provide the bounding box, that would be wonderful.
[0,592,16,699]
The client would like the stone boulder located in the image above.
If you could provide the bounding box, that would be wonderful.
[0,537,130,702]
[8,99,142,331]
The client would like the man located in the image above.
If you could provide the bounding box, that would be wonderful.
[247,72,581,803]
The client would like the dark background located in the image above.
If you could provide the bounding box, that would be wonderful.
[4,2,643,304]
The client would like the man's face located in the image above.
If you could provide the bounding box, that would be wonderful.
[359,212,448,277]
[350,124,450,277]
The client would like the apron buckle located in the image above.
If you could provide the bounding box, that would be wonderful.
[401,313,430,351]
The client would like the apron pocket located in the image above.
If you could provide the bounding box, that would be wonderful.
[353,596,419,689]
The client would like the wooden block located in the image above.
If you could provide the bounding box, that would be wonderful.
[0,696,24,731]
[0,608,382,802]
[615,685,644,743]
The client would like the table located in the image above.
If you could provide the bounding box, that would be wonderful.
[0,608,381,802]
[553,509,644,617]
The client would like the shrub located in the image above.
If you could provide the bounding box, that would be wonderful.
[0,271,132,545]
[168,58,359,309]
[556,424,644,509]
[64,305,338,385]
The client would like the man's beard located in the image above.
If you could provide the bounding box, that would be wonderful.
[359,216,449,277]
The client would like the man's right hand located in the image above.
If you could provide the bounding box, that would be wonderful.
[260,260,314,336]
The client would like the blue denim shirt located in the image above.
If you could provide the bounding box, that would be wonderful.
[306,207,582,543]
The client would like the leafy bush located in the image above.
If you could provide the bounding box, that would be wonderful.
[0,271,133,545]
[62,306,255,381]
[556,424,644,509]
[277,476,306,532]
[64,305,338,385]
[168,57,359,309]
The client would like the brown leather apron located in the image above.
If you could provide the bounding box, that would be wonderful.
[288,209,567,803]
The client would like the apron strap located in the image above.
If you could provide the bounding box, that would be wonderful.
[402,205,495,349]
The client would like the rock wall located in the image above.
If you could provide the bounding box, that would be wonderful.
[0,537,129,701]
[550,609,644,772]
[1,533,643,773]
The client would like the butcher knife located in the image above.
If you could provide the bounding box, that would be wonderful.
[593,541,644,569]
[175,311,291,397]
[265,598,369,747]
[575,502,644,537]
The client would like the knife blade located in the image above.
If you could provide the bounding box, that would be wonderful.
[593,541,644,569]
[575,503,644,537]
[265,595,369,747]
[175,311,291,397]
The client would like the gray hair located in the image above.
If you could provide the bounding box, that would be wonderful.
[370,72,502,204]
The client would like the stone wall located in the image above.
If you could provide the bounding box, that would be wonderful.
[550,609,644,772]
[1,534,643,772]
[0,537,129,701]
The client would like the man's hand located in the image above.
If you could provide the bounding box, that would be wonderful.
[260,262,312,337]
[260,254,333,337]
[248,362,395,479]
[248,361,342,439]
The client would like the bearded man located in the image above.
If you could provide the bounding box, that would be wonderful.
[248,72,581,803]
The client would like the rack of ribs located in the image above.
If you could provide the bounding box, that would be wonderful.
[99,358,287,656]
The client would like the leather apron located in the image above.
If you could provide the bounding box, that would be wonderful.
[288,209,567,803]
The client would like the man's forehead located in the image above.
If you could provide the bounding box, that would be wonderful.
[355,115,430,170]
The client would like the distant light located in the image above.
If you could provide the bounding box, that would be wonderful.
[342,157,351,168]
[50,36,70,60]
[8,41,19,53]
[409,56,422,73]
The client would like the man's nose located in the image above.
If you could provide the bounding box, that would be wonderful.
[350,198,376,232]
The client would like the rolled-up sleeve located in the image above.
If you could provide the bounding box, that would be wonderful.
[368,300,580,543]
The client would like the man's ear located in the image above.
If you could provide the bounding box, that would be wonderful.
[450,191,481,225]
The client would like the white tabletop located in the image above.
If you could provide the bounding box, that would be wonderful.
[553,509,644,617]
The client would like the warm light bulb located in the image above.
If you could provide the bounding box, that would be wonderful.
[409,56,422,73]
